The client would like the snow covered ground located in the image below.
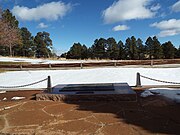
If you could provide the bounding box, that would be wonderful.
[0,56,111,64]
[0,67,180,103]
[0,67,180,89]
[0,56,80,64]
[0,56,180,102]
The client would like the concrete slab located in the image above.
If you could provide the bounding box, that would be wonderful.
[52,83,136,95]
[36,83,137,101]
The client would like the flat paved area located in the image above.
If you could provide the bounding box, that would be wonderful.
[0,91,180,135]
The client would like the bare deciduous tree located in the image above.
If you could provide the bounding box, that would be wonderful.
[0,9,21,56]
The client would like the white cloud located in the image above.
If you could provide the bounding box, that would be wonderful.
[150,19,180,37]
[12,1,72,21]
[37,22,48,28]
[172,0,180,12]
[158,29,180,37]
[103,0,157,24]
[151,19,180,30]
[112,25,129,31]
[150,3,161,11]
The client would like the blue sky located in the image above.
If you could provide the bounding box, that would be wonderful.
[0,0,180,54]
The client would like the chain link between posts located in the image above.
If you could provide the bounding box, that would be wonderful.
[0,78,48,88]
[140,74,180,85]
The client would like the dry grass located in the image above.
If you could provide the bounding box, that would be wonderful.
[0,69,5,73]
[0,61,30,65]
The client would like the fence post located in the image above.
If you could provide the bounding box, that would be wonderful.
[47,76,52,92]
[48,63,52,69]
[151,60,153,66]
[136,72,141,87]
[80,62,83,69]
[20,64,23,70]
[114,61,117,67]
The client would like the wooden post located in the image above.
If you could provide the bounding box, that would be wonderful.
[136,72,141,87]
[114,61,117,67]
[47,76,52,92]
[80,62,83,69]
[151,60,153,66]
[48,63,52,69]
[20,64,22,70]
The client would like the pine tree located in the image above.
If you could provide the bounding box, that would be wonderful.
[107,37,118,60]
[162,41,175,59]
[125,37,131,59]
[152,36,163,59]
[81,45,88,59]
[2,9,18,28]
[21,27,35,57]
[131,36,138,60]
[175,46,180,58]
[66,43,83,59]
[137,38,145,60]
[117,40,125,59]
[145,37,154,59]
[34,32,53,58]
[91,38,107,59]
[87,47,94,59]
[125,36,138,60]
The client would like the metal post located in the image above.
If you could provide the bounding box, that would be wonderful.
[136,72,141,87]
[47,76,52,92]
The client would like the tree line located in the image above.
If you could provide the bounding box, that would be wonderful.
[0,8,180,60]
[0,9,55,58]
[62,36,180,60]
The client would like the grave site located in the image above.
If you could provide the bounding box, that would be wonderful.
[0,62,180,134]
[0,86,180,135]
[1,0,180,134]
[0,0,180,135]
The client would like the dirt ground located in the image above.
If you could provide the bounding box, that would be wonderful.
[0,90,180,135]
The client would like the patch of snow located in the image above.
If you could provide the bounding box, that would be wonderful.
[11,97,25,100]
[3,97,7,101]
[0,56,42,64]
[0,91,6,94]
[4,106,11,110]
[147,88,180,103]
[0,56,113,64]
[140,90,154,97]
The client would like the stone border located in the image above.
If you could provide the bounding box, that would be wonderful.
[36,93,137,102]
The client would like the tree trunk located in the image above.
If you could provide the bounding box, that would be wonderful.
[9,44,12,56]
